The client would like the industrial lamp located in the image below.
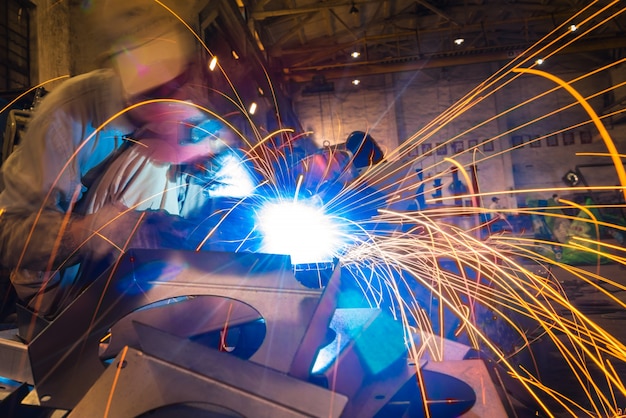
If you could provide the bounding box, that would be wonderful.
[562,169,580,186]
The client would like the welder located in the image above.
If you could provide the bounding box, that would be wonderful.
[0,1,234,318]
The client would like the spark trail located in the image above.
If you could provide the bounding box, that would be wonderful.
[1,1,625,417]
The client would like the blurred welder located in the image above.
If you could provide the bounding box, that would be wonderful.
[0,1,239,318]
[294,148,387,223]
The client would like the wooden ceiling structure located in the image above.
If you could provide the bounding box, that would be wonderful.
[196,0,626,131]
[239,0,626,83]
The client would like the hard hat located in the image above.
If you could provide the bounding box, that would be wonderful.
[99,0,199,98]
[110,28,196,98]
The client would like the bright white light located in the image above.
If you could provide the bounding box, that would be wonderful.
[352,79,360,86]
[351,51,360,58]
[257,200,343,265]
[569,24,577,32]
[249,102,257,115]
[209,56,218,71]
[454,38,464,45]
[536,58,544,65]
[204,152,256,198]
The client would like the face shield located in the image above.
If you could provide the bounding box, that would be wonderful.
[98,0,199,100]
[109,28,197,100]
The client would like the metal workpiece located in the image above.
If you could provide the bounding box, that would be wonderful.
[97,294,265,360]
[421,360,508,418]
[0,328,32,384]
[27,249,341,410]
[69,324,348,418]
[311,308,411,417]
[0,248,516,417]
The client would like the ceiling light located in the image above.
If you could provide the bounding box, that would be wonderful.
[535,58,544,65]
[231,50,240,60]
[454,38,464,46]
[352,79,360,86]
[562,170,580,186]
[349,2,358,14]
[569,24,577,32]
[208,56,218,71]
[249,102,257,115]
[351,51,360,58]
[253,29,265,52]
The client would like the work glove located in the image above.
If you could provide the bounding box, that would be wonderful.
[74,203,205,262]
[71,202,146,261]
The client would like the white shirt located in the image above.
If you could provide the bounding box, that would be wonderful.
[0,69,133,315]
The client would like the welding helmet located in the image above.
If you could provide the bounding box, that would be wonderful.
[100,0,198,99]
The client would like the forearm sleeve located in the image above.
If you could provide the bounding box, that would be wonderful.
[0,210,81,271]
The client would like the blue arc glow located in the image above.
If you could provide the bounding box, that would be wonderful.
[257,199,344,265]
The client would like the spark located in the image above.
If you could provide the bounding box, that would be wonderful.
[104,346,128,418]
[2,1,625,416]
[511,67,626,201]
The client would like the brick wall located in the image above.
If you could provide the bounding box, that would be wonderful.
[293,60,626,210]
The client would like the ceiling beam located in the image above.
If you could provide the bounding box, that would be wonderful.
[414,0,462,27]
[269,12,574,58]
[281,35,626,82]
[251,0,386,20]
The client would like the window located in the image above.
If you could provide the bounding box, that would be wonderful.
[530,135,541,148]
[0,1,33,91]
[547,135,558,147]
[580,131,592,144]
[562,132,575,146]
[511,135,524,147]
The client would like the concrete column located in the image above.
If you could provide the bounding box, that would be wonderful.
[33,0,71,89]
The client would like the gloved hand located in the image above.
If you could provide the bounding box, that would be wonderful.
[70,203,145,261]
[72,204,219,262]
[127,210,201,251]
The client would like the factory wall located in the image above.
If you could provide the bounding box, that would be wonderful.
[292,59,626,210]
[293,62,515,210]
[498,61,626,204]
